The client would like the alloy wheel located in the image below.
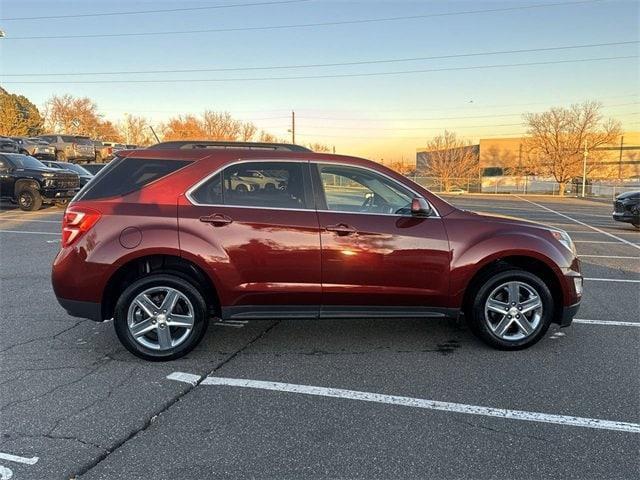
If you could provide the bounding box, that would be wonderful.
[484,281,543,341]
[127,286,195,351]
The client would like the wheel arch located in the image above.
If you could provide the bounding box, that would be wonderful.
[461,255,564,324]
[14,178,41,196]
[101,254,221,321]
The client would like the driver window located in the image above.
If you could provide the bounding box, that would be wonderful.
[318,164,413,215]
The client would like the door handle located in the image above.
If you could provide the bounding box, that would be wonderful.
[199,213,233,226]
[325,223,357,235]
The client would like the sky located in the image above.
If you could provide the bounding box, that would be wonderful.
[0,0,638,162]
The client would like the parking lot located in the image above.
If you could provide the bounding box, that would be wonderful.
[0,194,638,480]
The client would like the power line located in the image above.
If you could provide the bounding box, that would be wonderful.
[3,55,635,84]
[3,40,636,77]
[2,0,604,39]
[0,0,311,21]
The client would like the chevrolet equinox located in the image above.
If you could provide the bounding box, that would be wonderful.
[52,141,582,361]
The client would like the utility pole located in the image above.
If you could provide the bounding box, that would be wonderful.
[291,111,295,144]
[618,135,624,179]
[581,139,588,198]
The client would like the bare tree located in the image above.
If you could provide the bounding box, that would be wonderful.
[162,110,261,143]
[305,142,331,153]
[523,101,621,195]
[422,131,478,192]
[119,114,155,146]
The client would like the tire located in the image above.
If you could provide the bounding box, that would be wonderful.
[466,269,553,350]
[114,274,209,361]
[235,184,248,193]
[55,199,69,209]
[17,187,43,211]
[55,151,67,162]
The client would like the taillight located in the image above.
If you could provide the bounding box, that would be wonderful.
[62,207,101,248]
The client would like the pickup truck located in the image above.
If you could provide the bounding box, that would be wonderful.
[0,153,80,211]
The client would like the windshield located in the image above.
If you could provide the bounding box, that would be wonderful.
[5,154,47,169]
[60,163,92,176]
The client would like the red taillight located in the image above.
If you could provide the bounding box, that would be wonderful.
[62,207,101,248]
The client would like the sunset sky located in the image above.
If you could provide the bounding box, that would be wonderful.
[1,0,638,162]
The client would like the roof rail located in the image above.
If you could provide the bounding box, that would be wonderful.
[147,141,312,152]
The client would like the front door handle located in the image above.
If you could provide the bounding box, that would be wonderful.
[325,223,357,235]
[199,213,233,226]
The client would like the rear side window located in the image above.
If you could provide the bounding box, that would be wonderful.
[76,158,191,200]
[190,161,310,209]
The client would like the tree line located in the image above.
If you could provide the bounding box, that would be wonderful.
[0,88,331,152]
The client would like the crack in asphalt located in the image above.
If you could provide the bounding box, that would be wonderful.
[0,319,88,354]
[72,320,282,479]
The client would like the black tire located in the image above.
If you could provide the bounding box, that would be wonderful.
[235,184,248,193]
[114,274,209,361]
[466,269,553,350]
[632,219,639,229]
[55,151,66,162]
[17,187,43,211]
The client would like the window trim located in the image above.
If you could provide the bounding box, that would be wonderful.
[185,158,440,217]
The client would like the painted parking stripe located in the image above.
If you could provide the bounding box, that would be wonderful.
[579,255,640,259]
[574,240,626,244]
[0,230,60,235]
[584,277,640,283]
[0,218,60,223]
[166,372,202,386]
[515,196,640,251]
[574,319,640,327]
[167,375,640,434]
[0,452,39,465]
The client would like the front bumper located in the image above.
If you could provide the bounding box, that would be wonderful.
[559,301,580,327]
[613,211,639,224]
[57,297,103,322]
[41,188,80,201]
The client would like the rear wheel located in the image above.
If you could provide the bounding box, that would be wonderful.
[17,187,43,211]
[114,274,209,361]
[467,269,553,350]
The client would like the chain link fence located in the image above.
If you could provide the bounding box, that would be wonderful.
[406,175,640,199]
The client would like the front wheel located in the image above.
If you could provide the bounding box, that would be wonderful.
[467,270,553,350]
[17,187,43,211]
[114,274,209,361]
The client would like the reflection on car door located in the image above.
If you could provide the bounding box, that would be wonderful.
[178,160,322,319]
[313,163,450,317]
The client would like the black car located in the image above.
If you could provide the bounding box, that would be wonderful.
[613,190,640,229]
[0,153,80,211]
[0,137,19,153]
[40,160,94,187]
[81,163,109,175]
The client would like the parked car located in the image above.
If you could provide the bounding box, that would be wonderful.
[613,191,640,229]
[36,135,95,163]
[10,137,56,159]
[81,163,109,175]
[0,137,19,153]
[0,153,80,210]
[52,141,582,361]
[447,187,468,195]
[40,160,94,187]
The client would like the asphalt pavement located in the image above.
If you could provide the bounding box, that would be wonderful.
[0,195,638,480]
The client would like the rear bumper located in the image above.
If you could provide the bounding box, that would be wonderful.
[57,297,103,322]
[559,301,580,327]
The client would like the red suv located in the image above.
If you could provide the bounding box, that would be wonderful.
[52,141,582,361]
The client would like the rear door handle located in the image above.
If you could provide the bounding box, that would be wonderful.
[199,213,233,226]
[325,223,357,235]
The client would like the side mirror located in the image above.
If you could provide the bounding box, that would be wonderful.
[411,197,431,216]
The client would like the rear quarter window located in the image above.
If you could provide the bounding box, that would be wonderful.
[76,158,191,200]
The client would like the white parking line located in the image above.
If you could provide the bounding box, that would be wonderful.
[0,452,39,465]
[0,230,60,235]
[515,196,640,251]
[166,372,201,386]
[574,319,639,327]
[574,240,625,244]
[0,218,60,224]
[579,255,640,259]
[165,374,640,434]
[584,278,640,283]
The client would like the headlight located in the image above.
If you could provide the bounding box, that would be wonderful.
[550,229,576,254]
[42,172,55,177]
